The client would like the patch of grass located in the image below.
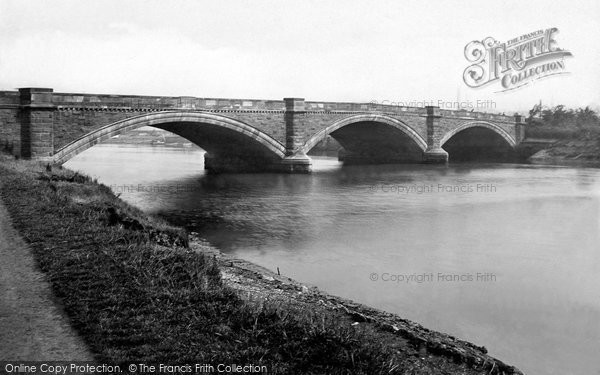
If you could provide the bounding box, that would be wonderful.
[0,159,425,374]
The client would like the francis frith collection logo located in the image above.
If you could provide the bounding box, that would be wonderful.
[463,28,573,92]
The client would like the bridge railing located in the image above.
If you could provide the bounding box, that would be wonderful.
[304,101,426,115]
[304,101,515,122]
[50,93,288,111]
[438,109,515,122]
[1,90,518,122]
[0,91,19,106]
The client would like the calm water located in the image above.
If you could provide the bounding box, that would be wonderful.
[66,144,600,375]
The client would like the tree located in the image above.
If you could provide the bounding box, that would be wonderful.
[525,104,600,139]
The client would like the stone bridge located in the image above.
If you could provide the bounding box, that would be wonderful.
[0,88,525,173]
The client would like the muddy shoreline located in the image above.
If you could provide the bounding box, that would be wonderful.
[189,234,523,374]
[527,138,600,168]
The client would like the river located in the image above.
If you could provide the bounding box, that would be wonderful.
[65,143,600,375]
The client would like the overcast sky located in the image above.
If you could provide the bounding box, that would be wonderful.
[0,0,598,113]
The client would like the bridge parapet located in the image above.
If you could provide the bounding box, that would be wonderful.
[302,101,517,124]
[29,92,519,124]
[438,109,516,123]
[51,92,287,111]
[304,101,426,115]
[0,91,19,106]
[365,103,426,116]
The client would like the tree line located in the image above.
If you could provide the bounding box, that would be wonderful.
[526,104,600,139]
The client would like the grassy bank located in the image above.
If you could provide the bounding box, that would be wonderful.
[0,156,519,374]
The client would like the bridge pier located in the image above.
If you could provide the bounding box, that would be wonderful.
[514,114,525,143]
[279,152,312,173]
[423,106,449,164]
[18,88,55,160]
[281,98,312,173]
[423,148,449,163]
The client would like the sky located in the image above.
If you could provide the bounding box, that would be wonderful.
[0,0,598,114]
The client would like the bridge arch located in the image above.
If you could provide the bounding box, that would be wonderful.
[53,111,286,165]
[440,121,516,148]
[440,121,517,162]
[301,114,427,155]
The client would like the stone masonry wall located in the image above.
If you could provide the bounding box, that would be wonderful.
[54,109,156,150]
[0,92,21,155]
[53,107,516,155]
[296,111,428,148]
[0,108,20,155]
[51,92,287,111]
[1,90,521,161]
[53,109,289,151]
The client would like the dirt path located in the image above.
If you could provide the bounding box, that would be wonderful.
[0,198,92,361]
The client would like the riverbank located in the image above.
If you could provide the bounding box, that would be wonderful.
[528,137,600,167]
[0,155,523,374]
